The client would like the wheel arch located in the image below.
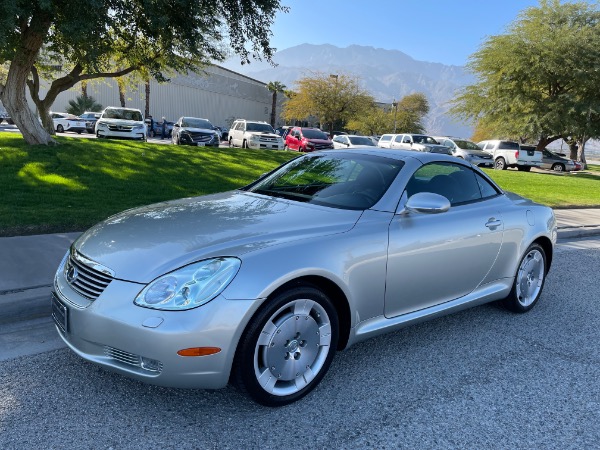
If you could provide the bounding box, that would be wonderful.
[532,235,553,273]
[264,275,352,351]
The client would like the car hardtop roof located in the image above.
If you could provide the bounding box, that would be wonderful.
[310,147,458,163]
[104,106,142,112]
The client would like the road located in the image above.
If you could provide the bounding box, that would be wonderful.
[0,237,599,449]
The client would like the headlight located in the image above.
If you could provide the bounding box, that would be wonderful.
[133,124,144,130]
[97,122,108,128]
[134,257,241,311]
[249,135,260,142]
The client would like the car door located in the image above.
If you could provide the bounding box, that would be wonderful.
[390,134,404,149]
[287,129,301,150]
[384,162,504,318]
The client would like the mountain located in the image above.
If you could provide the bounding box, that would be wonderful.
[222,44,475,137]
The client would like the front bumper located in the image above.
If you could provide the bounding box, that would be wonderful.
[53,270,260,389]
[97,129,146,140]
[247,141,284,150]
[468,156,493,167]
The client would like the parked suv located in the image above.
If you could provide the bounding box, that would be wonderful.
[477,139,542,171]
[377,133,450,154]
[228,119,284,150]
[95,107,146,140]
[284,127,334,152]
[433,136,493,167]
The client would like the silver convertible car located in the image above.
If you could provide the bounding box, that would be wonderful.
[52,149,556,406]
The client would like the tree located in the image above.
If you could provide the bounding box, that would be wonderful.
[347,94,429,136]
[0,0,287,145]
[65,95,102,116]
[283,73,374,136]
[450,0,600,163]
[266,81,286,128]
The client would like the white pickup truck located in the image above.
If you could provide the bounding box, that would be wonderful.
[477,140,542,171]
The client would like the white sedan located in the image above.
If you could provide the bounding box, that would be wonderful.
[51,112,86,134]
[332,134,377,149]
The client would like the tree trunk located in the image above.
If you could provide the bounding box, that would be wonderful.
[0,13,55,145]
[145,79,150,117]
[270,91,277,127]
[81,81,88,98]
[536,135,561,151]
[568,141,578,160]
[577,137,588,169]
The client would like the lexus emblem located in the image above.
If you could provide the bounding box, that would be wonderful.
[66,264,78,283]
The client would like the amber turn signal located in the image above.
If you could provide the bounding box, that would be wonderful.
[177,347,221,357]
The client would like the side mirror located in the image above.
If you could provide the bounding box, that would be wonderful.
[404,192,450,214]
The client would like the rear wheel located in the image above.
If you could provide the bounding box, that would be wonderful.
[502,243,547,313]
[552,163,565,172]
[494,157,507,170]
[233,285,339,406]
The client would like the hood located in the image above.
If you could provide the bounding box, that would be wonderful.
[464,149,492,157]
[180,126,216,134]
[251,131,280,138]
[420,144,450,154]
[74,191,362,283]
[99,118,144,126]
[306,138,333,144]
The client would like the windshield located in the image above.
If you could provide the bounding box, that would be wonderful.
[454,140,480,150]
[302,128,329,139]
[245,154,404,210]
[349,136,376,146]
[412,135,439,145]
[246,123,275,133]
[181,118,213,129]
[103,108,143,121]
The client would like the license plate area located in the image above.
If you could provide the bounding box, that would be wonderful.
[197,142,205,146]
[51,292,68,333]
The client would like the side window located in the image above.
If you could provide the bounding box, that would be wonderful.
[405,163,486,206]
[484,142,494,150]
[403,136,411,143]
[475,172,501,199]
[394,135,403,143]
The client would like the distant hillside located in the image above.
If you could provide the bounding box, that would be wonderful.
[222,43,475,137]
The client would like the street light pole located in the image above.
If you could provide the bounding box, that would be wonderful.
[392,99,398,134]
[329,74,339,137]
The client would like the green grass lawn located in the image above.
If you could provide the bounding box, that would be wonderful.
[0,134,296,236]
[1,133,599,236]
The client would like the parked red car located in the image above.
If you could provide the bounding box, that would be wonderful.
[284,127,334,152]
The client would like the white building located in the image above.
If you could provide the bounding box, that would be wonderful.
[25,65,286,129]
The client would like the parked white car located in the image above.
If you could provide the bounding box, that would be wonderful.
[332,134,376,149]
[378,133,449,154]
[228,119,284,150]
[477,140,542,171]
[51,112,86,134]
[95,107,146,141]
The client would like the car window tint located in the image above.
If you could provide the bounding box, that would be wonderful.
[405,162,490,206]
[475,172,501,199]
[394,135,403,143]
[247,154,404,210]
[379,135,392,142]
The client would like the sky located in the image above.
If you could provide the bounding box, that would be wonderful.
[267,0,589,66]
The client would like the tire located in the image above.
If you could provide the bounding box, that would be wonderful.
[517,166,531,172]
[96,131,103,139]
[502,243,547,313]
[242,139,248,149]
[283,144,289,151]
[76,130,82,134]
[229,138,234,148]
[494,157,506,170]
[552,163,565,172]
[57,124,64,133]
[233,284,339,407]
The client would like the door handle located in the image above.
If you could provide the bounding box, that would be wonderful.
[485,218,502,229]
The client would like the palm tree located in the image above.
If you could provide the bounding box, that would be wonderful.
[66,95,103,116]
[266,81,286,128]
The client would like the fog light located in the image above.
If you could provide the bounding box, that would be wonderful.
[140,357,162,372]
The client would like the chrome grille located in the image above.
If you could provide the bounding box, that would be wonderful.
[104,346,163,373]
[314,143,333,150]
[107,124,133,131]
[258,136,278,143]
[65,252,113,300]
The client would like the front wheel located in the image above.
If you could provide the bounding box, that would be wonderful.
[502,243,547,313]
[56,124,64,133]
[233,285,339,406]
